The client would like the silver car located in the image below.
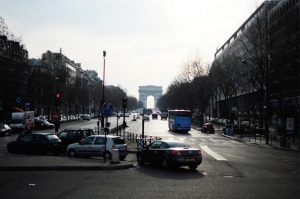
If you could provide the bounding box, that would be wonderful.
[66,135,128,160]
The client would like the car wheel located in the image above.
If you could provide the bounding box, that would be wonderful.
[137,153,145,165]
[103,151,112,160]
[68,149,77,158]
[204,129,207,133]
[7,146,16,153]
[161,158,170,170]
[8,131,12,136]
[119,155,126,161]
[189,165,198,170]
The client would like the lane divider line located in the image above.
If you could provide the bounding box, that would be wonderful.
[200,145,227,161]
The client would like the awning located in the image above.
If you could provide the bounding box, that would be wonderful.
[11,107,24,112]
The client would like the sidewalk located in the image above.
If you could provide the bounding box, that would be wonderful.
[221,131,300,152]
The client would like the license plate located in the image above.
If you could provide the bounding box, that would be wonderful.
[186,158,195,162]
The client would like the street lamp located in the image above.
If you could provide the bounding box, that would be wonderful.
[100,51,106,133]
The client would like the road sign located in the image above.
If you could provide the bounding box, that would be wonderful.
[16,97,21,103]
[53,112,59,121]
[107,103,113,116]
[101,103,107,116]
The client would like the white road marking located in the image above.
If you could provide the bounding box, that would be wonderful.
[188,137,197,141]
[178,138,185,141]
[200,145,227,161]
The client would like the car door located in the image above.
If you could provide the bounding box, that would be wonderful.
[89,137,105,157]
[57,130,68,147]
[67,130,80,146]
[75,136,95,156]
[19,134,34,152]
[145,141,163,164]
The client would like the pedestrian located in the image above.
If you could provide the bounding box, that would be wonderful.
[54,121,59,135]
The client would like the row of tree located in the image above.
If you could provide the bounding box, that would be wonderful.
[156,2,299,142]
[0,16,141,120]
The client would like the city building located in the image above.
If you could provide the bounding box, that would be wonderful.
[212,0,299,135]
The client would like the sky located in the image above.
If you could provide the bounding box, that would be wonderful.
[1,0,265,106]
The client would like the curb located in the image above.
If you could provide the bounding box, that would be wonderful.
[0,162,135,171]
[221,134,300,152]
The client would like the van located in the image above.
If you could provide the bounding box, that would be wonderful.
[160,110,168,120]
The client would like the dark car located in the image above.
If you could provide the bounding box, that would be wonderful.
[201,123,215,133]
[36,120,55,130]
[7,132,63,155]
[57,128,95,149]
[0,124,12,136]
[152,113,158,119]
[137,140,202,170]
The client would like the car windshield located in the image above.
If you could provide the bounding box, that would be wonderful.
[45,135,60,141]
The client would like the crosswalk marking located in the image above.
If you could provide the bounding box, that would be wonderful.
[157,137,249,147]
[188,137,197,141]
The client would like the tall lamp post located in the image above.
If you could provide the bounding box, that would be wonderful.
[100,51,106,132]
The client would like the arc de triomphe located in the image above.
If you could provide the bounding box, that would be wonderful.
[138,85,162,108]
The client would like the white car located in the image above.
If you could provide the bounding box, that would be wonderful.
[66,135,128,160]
[82,114,91,120]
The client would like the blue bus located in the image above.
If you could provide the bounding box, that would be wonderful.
[168,110,192,132]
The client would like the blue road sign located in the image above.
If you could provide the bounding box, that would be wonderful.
[101,103,107,116]
[16,97,21,103]
[107,103,113,116]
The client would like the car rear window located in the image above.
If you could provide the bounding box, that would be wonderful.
[45,134,60,141]
[168,142,191,148]
[113,138,125,144]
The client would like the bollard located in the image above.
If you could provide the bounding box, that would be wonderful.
[111,149,119,163]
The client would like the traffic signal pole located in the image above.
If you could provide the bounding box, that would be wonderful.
[122,98,127,139]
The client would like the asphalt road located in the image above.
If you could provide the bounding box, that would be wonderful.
[0,115,299,198]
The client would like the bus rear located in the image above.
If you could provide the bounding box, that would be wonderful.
[168,110,192,132]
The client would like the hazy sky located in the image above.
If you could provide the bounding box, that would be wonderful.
[1,0,264,103]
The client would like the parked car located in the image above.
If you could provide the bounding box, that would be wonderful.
[82,114,91,120]
[0,124,12,136]
[137,140,202,170]
[57,128,95,149]
[66,135,128,160]
[201,123,215,133]
[60,115,67,123]
[7,132,63,155]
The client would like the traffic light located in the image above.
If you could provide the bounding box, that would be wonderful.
[122,98,127,109]
[55,93,61,105]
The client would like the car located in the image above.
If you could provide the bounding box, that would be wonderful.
[60,115,67,123]
[0,124,12,136]
[66,135,128,160]
[143,115,150,121]
[82,114,91,120]
[38,120,55,129]
[136,140,202,170]
[152,113,158,119]
[57,128,95,149]
[7,132,63,155]
[201,123,215,133]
